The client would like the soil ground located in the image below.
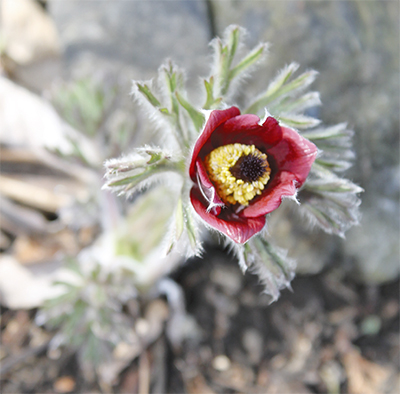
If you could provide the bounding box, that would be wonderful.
[1,245,399,393]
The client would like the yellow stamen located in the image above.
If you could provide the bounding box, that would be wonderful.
[204,143,271,206]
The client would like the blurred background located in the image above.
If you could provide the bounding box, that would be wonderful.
[0,1,399,393]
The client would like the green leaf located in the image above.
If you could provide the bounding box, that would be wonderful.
[159,108,170,115]
[206,26,268,108]
[107,168,153,188]
[175,91,205,131]
[183,205,197,251]
[218,45,231,96]
[137,83,162,108]
[305,179,363,194]
[302,203,344,234]
[270,91,321,114]
[302,123,350,141]
[203,77,223,110]
[246,67,318,115]
[214,27,242,97]
[271,69,318,100]
[302,124,355,173]
[278,114,321,129]
[104,147,184,195]
[229,44,266,80]
[264,62,300,98]
[256,237,294,281]
[175,197,184,242]
[244,237,296,303]
[299,163,363,236]
[145,150,164,165]
[163,65,182,117]
[52,78,115,141]
[203,78,215,110]
[227,26,240,69]
[314,158,352,172]
[137,82,172,117]
[137,82,171,116]
[160,63,190,146]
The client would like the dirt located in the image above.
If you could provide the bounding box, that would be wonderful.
[1,245,399,393]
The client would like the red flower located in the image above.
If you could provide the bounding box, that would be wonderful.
[189,107,318,243]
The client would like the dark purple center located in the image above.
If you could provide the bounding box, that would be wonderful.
[230,154,268,183]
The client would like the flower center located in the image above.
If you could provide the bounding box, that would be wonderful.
[204,143,271,206]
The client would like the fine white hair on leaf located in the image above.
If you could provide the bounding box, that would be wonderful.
[200,109,213,123]
[225,241,248,273]
[315,147,324,160]
[246,64,319,117]
[289,91,322,114]
[131,79,183,153]
[224,43,269,102]
[261,62,300,101]
[258,222,271,239]
[130,79,163,123]
[157,60,187,104]
[297,194,362,238]
[250,260,281,303]
[301,123,356,173]
[208,25,269,103]
[164,190,205,259]
[217,102,233,110]
[103,153,147,178]
[281,186,300,205]
[162,209,198,259]
[251,245,295,303]
[188,201,207,254]
[103,145,177,172]
[278,114,321,130]
[131,80,167,123]
[272,62,300,87]
[104,170,182,199]
[258,108,273,125]
[102,144,185,198]
[297,164,363,237]
[229,235,297,303]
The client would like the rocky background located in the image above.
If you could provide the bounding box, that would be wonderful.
[1,1,399,393]
[47,0,400,281]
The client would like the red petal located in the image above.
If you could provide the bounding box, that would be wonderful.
[189,107,240,181]
[241,171,298,218]
[195,160,223,215]
[242,126,317,218]
[190,186,266,243]
[188,107,317,235]
[267,126,318,185]
[210,115,283,150]
[195,159,214,190]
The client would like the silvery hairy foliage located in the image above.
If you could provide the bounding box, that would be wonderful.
[36,78,186,379]
[104,25,363,302]
[35,251,138,379]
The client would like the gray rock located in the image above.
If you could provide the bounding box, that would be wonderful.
[2,0,62,91]
[48,0,211,86]
[47,0,213,154]
[46,0,399,282]
[211,1,399,281]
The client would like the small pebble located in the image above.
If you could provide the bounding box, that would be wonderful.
[360,315,381,336]
[54,376,76,393]
[135,318,150,337]
[212,355,231,371]
[382,299,399,319]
